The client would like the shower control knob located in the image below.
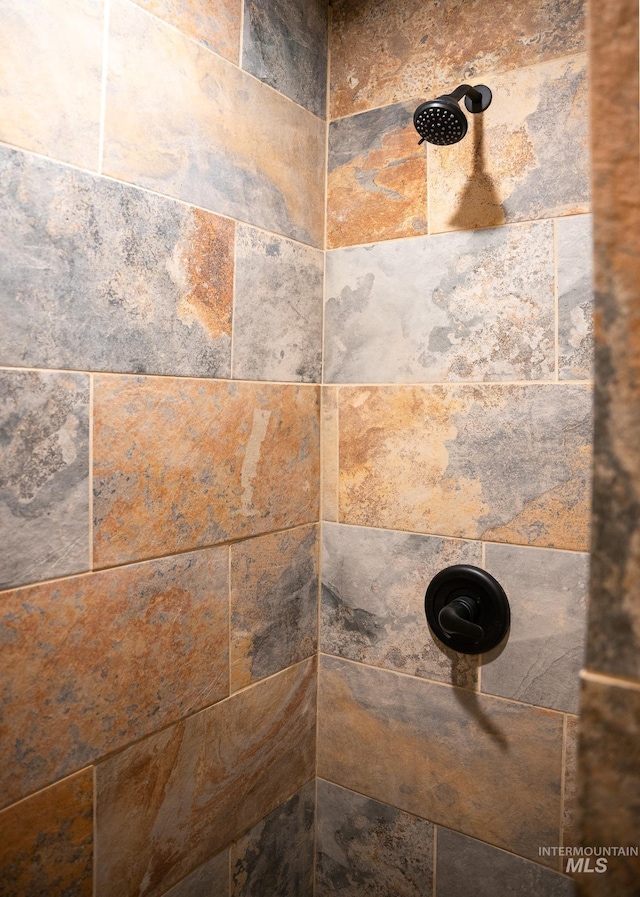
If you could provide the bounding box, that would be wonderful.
[425,565,510,655]
[438,596,484,642]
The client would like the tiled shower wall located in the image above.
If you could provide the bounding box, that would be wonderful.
[318,0,593,892]
[0,0,326,894]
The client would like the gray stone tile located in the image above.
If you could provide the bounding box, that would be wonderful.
[318,655,564,864]
[436,827,574,897]
[0,147,234,377]
[242,0,327,117]
[316,779,434,897]
[321,523,481,688]
[325,222,555,383]
[230,525,319,691]
[482,544,589,713]
[0,370,89,590]
[557,215,594,380]
[163,851,229,897]
[232,226,323,383]
[230,781,315,897]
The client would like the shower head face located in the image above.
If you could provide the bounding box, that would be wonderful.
[413,97,468,146]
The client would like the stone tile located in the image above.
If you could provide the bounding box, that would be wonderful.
[557,215,594,381]
[230,781,315,897]
[322,388,339,522]
[0,547,229,808]
[317,656,564,863]
[482,544,588,713]
[316,779,434,897]
[321,523,481,688]
[0,370,89,590]
[576,677,640,894]
[429,57,590,234]
[242,0,327,117]
[325,222,555,382]
[562,715,579,850]
[232,226,323,383]
[0,769,93,897]
[134,0,241,63]
[96,658,316,897]
[0,0,103,169]
[436,827,574,897]
[230,525,319,691]
[104,0,325,247]
[163,851,229,897]
[329,0,585,118]
[586,0,640,687]
[339,384,592,552]
[0,147,234,378]
[93,376,320,568]
[327,103,427,248]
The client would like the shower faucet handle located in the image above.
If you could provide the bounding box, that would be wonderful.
[438,596,484,642]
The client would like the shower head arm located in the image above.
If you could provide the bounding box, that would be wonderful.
[446,84,492,113]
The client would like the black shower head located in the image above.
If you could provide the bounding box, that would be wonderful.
[414,84,492,146]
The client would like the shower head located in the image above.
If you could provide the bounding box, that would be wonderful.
[414,84,492,146]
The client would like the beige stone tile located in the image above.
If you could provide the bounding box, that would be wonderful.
[104,0,325,246]
[322,387,339,522]
[329,0,585,119]
[93,375,320,567]
[230,525,319,691]
[0,0,103,169]
[0,547,229,808]
[134,0,241,63]
[338,384,592,552]
[327,103,427,248]
[428,57,590,233]
[317,656,564,864]
[0,769,93,897]
[96,658,316,897]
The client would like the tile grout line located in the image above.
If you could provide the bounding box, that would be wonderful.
[88,374,94,571]
[0,520,319,597]
[325,211,592,253]
[228,546,232,700]
[3,656,319,815]
[432,824,438,897]
[0,363,594,389]
[0,140,324,254]
[580,668,640,693]
[230,224,238,379]
[553,217,559,381]
[314,520,589,557]
[92,765,98,897]
[97,0,111,175]
[559,713,568,870]
[327,48,589,124]
[121,0,324,123]
[315,774,569,876]
[319,652,569,716]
